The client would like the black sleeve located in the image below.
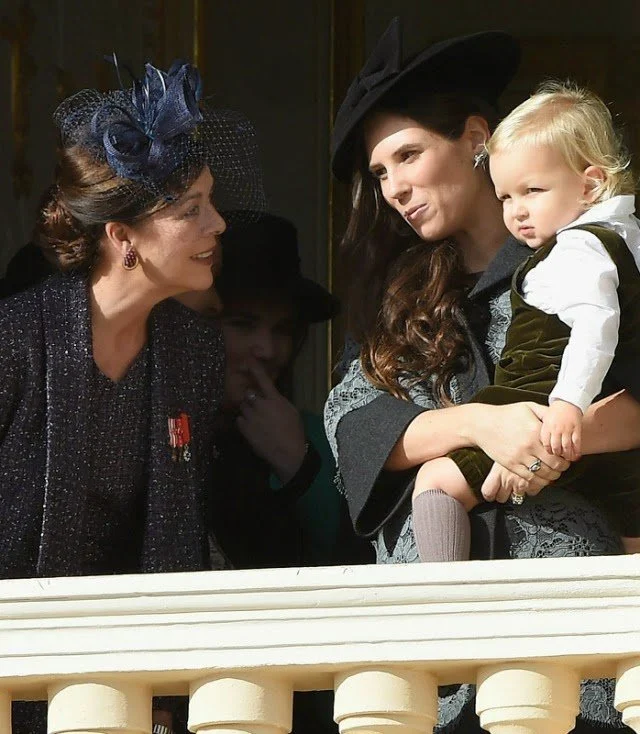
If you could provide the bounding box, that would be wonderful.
[336,393,425,538]
[274,441,322,505]
[609,355,640,402]
[211,445,322,571]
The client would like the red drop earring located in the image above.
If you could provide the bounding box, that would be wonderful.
[122,245,139,271]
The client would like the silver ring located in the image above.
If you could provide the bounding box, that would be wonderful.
[511,491,525,505]
[528,458,542,473]
[246,391,258,403]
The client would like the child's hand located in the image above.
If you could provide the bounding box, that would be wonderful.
[540,400,583,461]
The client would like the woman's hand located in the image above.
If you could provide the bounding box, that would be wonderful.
[236,360,307,483]
[481,461,550,503]
[470,402,570,482]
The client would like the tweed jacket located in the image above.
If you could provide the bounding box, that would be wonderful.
[0,274,224,579]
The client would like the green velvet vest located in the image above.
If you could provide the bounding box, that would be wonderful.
[451,225,640,533]
[493,224,640,401]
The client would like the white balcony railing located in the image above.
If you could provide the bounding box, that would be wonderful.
[1,555,640,734]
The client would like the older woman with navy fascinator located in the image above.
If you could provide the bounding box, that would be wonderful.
[326,18,640,734]
[0,59,263,734]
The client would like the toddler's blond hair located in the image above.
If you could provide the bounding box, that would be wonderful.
[487,80,636,203]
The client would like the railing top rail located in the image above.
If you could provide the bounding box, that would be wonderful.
[1,555,639,694]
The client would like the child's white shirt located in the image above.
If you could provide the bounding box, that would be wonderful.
[521,194,640,413]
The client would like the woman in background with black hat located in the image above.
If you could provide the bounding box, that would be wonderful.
[325,18,640,733]
[179,213,369,571]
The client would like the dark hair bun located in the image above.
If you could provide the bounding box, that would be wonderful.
[33,186,100,273]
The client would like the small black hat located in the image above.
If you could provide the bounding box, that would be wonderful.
[217,213,339,324]
[331,18,520,182]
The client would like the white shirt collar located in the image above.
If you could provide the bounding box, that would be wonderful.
[557,194,636,233]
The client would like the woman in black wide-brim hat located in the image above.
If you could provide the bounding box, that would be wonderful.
[325,18,640,733]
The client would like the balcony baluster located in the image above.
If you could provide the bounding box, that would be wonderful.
[0,690,10,734]
[615,658,640,733]
[334,668,438,734]
[476,662,580,734]
[188,673,293,734]
[47,680,151,734]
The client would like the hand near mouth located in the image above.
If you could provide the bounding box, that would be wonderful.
[236,360,307,483]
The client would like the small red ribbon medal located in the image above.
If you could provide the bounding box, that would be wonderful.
[168,412,192,463]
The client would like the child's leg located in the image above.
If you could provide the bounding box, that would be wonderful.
[411,457,479,563]
[414,457,480,510]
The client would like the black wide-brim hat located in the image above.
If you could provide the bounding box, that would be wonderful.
[331,18,520,182]
[217,213,339,324]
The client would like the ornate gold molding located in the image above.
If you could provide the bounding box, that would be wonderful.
[193,0,204,68]
[1,1,37,199]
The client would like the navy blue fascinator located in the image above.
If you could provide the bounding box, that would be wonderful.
[53,58,265,225]
[91,60,203,184]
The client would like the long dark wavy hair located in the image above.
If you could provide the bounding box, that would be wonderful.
[342,91,498,403]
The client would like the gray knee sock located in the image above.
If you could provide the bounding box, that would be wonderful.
[412,489,470,562]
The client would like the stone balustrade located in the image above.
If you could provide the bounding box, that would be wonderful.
[1,554,640,734]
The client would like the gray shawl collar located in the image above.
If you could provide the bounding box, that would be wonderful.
[468,236,529,300]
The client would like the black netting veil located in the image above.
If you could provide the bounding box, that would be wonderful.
[53,61,266,227]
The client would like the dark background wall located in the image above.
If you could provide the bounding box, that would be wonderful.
[2,1,640,411]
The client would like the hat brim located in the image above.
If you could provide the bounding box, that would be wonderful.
[294,277,340,324]
[217,275,339,325]
[331,30,520,182]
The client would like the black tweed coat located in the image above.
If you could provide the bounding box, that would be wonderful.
[0,274,225,579]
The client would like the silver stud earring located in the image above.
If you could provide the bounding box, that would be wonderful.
[473,149,488,169]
